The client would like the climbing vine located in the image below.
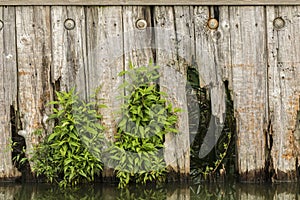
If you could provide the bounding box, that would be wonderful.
[188,67,236,181]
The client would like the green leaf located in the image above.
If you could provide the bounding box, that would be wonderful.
[47,132,58,142]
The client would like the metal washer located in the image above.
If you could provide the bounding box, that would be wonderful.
[64,18,76,30]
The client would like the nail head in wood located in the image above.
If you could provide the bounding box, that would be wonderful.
[136,19,147,30]
[208,18,219,30]
[273,17,285,29]
[64,18,75,30]
[0,20,3,31]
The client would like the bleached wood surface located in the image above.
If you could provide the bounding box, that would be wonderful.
[15,6,53,172]
[85,6,123,179]
[266,6,300,181]
[228,6,268,182]
[0,0,300,5]
[0,6,20,179]
[154,6,190,178]
[0,5,299,181]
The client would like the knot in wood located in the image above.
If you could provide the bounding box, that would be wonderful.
[273,17,285,29]
[136,19,147,30]
[207,18,219,30]
[0,20,3,31]
[64,18,76,30]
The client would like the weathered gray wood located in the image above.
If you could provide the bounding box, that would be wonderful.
[171,5,194,177]
[266,6,300,181]
[154,6,190,179]
[1,4,300,183]
[85,6,123,179]
[51,6,87,98]
[217,6,233,90]
[16,6,53,170]
[123,6,153,68]
[194,6,227,159]
[0,6,21,179]
[1,0,300,6]
[228,6,268,181]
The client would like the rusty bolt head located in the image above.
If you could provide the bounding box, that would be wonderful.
[208,18,219,30]
[273,17,285,29]
[0,20,3,31]
[136,19,147,30]
[64,18,76,30]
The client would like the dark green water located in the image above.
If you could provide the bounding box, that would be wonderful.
[0,181,299,200]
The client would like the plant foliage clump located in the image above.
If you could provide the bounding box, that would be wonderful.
[32,88,105,187]
[187,66,235,181]
[108,63,180,188]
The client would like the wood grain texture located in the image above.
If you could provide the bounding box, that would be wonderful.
[228,6,268,181]
[1,4,300,182]
[1,0,300,6]
[266,6,300,181]
[16,6,53,168]
[217,6,232,89]
[123,6,153,68]
[154,6,190,179]
[194,6,227,159]
[85,6,123,178]
[0,6,21,179]
[51,6,87,98]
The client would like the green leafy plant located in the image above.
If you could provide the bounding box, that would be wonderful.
[107,62,180,188]
[31,88,105,187]
[11,143,28,167]
[188,67,235,181]
[193,132,232,180]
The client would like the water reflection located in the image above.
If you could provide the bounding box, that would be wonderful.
[0,182,299,200]
[190,182,300,200]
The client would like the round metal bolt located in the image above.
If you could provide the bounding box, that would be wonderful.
[0,20,3,31]
[136,19,147,30]
[64,18,75,30]
[273,17,285,29]
[207,18,219,30]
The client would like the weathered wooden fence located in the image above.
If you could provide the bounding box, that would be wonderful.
[0,2,300,182]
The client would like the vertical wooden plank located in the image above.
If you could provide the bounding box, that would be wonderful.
[228,6,268,181]
[85,6,123,179]
[217,6,232,89]
[172,5,194,178]
[123,6,153,68]
[174,6,195,67]
[51,6,87,98]
[122,5,153,103]
[194,6,227,159]
[194,6,217,88]
[266,6,300,181]
[154,6,190,180]
[0,6,21,179]
[16,6,52,171]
